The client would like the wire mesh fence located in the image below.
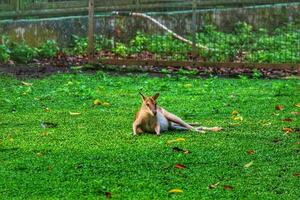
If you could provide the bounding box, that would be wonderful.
[0,0,299,69]
[92,0,300,67]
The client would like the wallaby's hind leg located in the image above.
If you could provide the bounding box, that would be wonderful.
[197,126,223,132]
[169,122,189,131]
[170,123,206,133]
[162,109,194,130]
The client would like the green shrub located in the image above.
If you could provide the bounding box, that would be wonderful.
[38,40,59,58]
[11,43,38,63]
[0,45,10,63]
[112,43,128,57]
[95,35,113,51]
[72,35,88,55]
[0,36,11,63]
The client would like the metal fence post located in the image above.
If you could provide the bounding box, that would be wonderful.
[88,0,95,64]
[191,0,197,59]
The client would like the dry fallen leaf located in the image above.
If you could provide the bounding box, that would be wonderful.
[296,103,300,108]
[291,111,299,115]
[69,112,81,116]
[224,185,234,190]
[36,152,43,157]
[167,138,186,144]
[184,84,192,88]
[247,149,255,155]
[93,99,110,107]
[176,138,186,142]
[208,182,220,189]
[21,81,33,86]
[262,122,272,126]
[175,164,186,169]
[232,116,243,121]
[183,150,190,154]
[105,192,112,199]
[282,118,293,122]
[232,110,238,115]
[272,113,280,116]
[292,173,300,177]
[93,99,102,106]
[168,189,183,193]
[244,161,254,168]
[41,131,48,137]
[275,105,284,110]
[102,102,111,107]
[283,127,293,134]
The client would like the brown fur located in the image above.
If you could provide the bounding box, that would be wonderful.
[133,93,222,136]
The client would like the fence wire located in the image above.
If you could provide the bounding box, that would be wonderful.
[0,0,299,66]
[91,0,300,65]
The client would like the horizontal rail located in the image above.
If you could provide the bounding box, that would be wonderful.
[0,0,299,19]
[99,59,300,70]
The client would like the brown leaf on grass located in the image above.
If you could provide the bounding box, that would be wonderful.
[208,182,220,189]
[293,173,300,177]
[296,103,300,108]
[105,192,112,199]
[275,105,284,110]
[244,161,254,168]
[247,149,255,155]
[282,118,293,122]
[175,164,186,169]
[291,111,299,115]
[168,189,183,193]
[224,185,234,190]
[44,108,50,112]
[282,127,293,134]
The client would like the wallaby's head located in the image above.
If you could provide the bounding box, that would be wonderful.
[140,92,160,116]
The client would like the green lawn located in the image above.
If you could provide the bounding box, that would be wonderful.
[0,72,299,199]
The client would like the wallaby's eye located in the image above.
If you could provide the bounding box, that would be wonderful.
[146,103,150,107]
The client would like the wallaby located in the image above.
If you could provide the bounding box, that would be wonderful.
[133,93,222,136]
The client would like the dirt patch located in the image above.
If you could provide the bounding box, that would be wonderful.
[0,63,70,79]
[0,56,299,79]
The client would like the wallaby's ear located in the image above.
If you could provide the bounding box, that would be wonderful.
[139,92,146,101]
[152,93,160,101]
